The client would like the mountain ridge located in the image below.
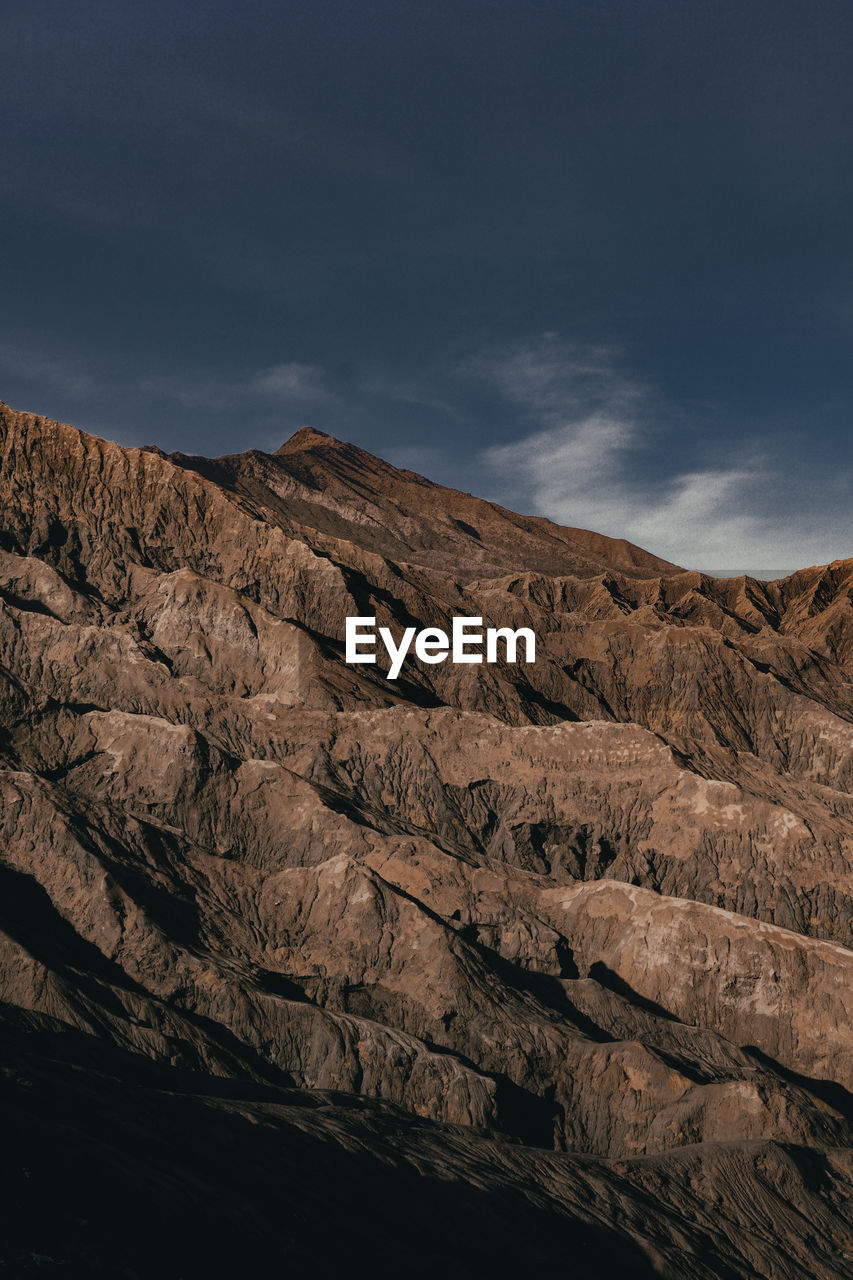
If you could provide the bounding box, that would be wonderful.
[168,418,686,581]
[1,398,852,1278]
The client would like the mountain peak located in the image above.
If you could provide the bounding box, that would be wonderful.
[275,426,336,454]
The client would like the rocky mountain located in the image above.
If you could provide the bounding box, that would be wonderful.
[1,399,852,1278]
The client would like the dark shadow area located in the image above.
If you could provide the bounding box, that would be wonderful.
[0,863,153,1001]
[253,967,313,1003]
[414,1030,560,1150]
[292,612,446,710]
[588,962,681,1023]
[453,519,481,540]
[743,1045,853,1122]
[0,585,57,618]
[0,865,296,1088]
[515,679,580,723]
[0,1014,660,1279]
[460,931,615,1048]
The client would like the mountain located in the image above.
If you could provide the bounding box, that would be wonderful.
[1,399,852,1278]
[169,424,683,580]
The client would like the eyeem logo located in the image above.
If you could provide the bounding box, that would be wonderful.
[345,616,535,680]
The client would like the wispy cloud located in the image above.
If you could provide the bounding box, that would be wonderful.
[0,343,98,400]
[464,335,646,425]
[474,336,852,569]
[246,363,333,401]
[141,361,337,412]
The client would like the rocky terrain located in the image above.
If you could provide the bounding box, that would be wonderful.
[1,399,852,1277]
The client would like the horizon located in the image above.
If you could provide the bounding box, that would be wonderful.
[2,0,852,569]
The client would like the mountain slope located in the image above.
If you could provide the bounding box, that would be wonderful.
[168,423,684,580]
[1,400,852,1278]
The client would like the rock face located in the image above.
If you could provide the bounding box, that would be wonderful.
[1,399,852,1278]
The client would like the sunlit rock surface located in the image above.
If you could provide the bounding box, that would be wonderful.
[1,401,852,1277]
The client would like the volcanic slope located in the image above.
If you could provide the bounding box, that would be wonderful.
[1,400,852,1278]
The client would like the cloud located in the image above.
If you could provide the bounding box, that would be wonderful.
[464,334,646,425]
[141,361,336,411]
[475,336,852,569]
[0,343,97,399]
[247,363,333,401]
[484,418,767,567]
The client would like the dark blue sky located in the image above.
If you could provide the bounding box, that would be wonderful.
[2,0,852,566]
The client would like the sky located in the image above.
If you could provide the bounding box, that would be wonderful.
[2,0,852,569]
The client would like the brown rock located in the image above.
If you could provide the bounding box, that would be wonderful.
[1,400,852,1277]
